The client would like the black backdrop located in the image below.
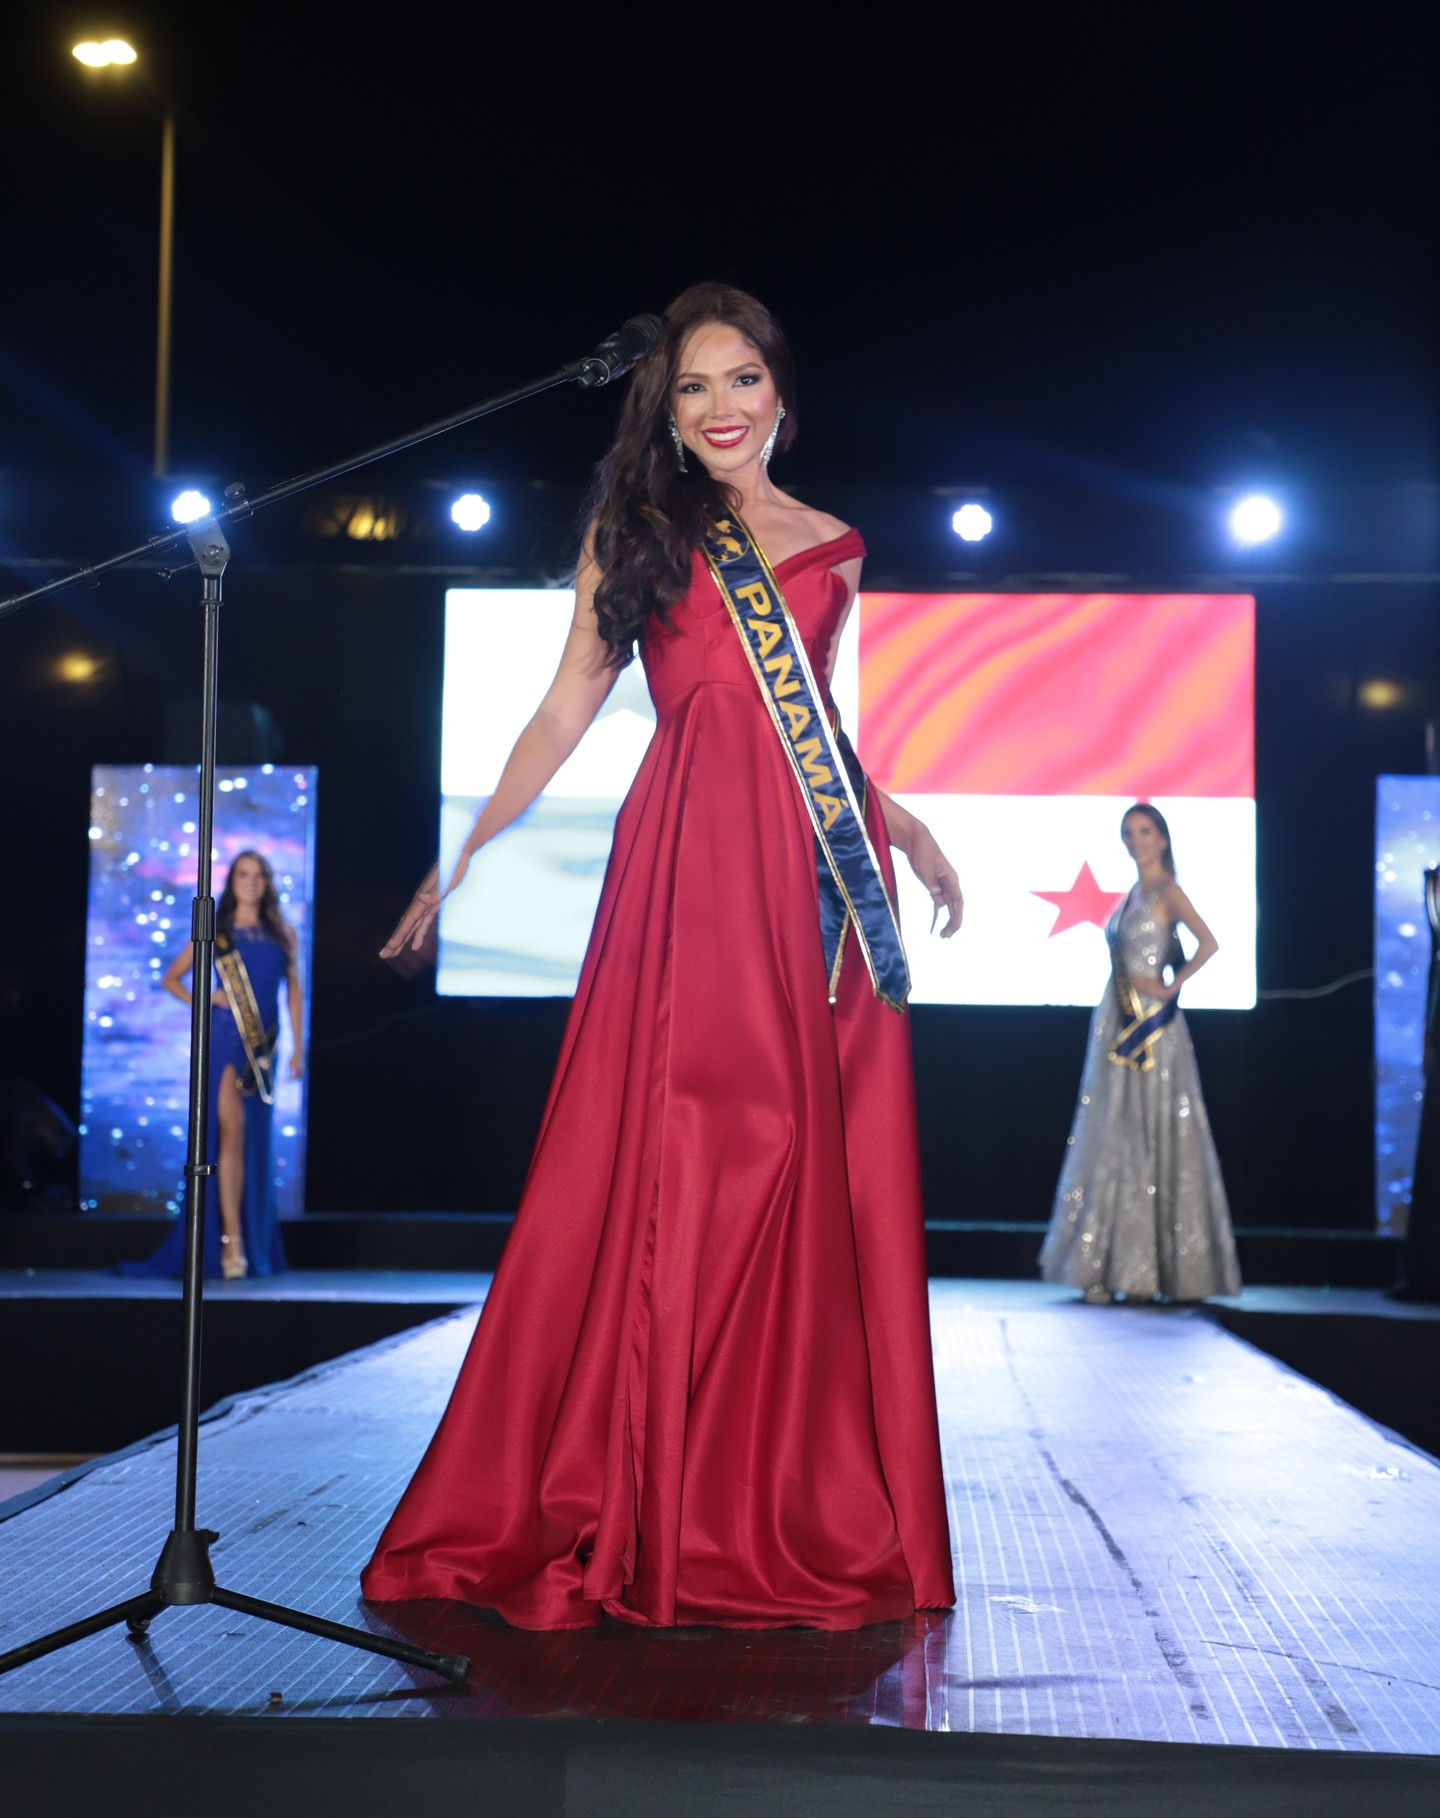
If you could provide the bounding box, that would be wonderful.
[2,475,1436,1233]
[0,6,1434,1238]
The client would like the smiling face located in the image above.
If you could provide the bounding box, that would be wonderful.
[670,321,782,479]
[1121,811,1168,872]
[228,853,269,906]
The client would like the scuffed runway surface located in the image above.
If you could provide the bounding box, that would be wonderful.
[0,1282,1436,1753]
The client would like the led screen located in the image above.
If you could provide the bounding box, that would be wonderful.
[80,764,316,1214]
[1374,776,1440,1233]
[439,590,1255,1008]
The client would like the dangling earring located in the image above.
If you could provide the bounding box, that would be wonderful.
[761,403,787,467]
[667,413,688,473]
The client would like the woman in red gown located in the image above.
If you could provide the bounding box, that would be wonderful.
[361,284,962,1630]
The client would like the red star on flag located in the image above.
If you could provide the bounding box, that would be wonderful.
[1032,863,1128,938]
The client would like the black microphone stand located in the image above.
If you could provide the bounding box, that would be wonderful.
[0,319,659,1690]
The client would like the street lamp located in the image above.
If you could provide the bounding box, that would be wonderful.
[72,39,137,67]
[72,39,175,479]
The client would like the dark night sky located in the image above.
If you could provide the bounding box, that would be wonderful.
[3,7,1437,503]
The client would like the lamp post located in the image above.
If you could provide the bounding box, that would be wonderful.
[154,106,175,480]
[72,39,175,478]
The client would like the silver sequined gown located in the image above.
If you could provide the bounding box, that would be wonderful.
[1040,885,1241,1300]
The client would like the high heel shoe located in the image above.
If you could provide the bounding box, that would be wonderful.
[220,1235,248,1281]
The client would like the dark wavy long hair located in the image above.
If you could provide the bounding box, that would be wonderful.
[587,282,798,666]
[217,849,291,948]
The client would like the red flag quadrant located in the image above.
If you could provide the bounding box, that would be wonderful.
[857,593,1254,799]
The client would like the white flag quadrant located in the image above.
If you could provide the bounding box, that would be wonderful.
[890,794,1256,1008]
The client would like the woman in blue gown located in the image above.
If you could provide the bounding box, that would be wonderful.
[126,851,303,1280]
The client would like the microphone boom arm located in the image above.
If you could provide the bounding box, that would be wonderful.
[0,312,662,620]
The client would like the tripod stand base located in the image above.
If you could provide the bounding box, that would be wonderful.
[0,1591,167,1673]
[0,1527,469,1686]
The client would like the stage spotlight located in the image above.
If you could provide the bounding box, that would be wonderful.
[170,489,212,524]
[451,493,492,532]
[952,503,993,542]
[1229,495,1282,545]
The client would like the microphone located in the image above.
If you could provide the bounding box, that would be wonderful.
[575,314,662,388]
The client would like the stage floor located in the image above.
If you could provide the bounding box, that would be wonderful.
[1,1282,1437,1756]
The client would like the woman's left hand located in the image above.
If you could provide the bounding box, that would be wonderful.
[904,825,964,938]
[288,1051,304,1080]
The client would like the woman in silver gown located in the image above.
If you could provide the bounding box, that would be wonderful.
[1040,803,1241,1303]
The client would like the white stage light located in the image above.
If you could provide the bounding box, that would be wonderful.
[451,493,492,532]
[1229,495,1282,545]
[952,503,993,542]
[170,490,212,524]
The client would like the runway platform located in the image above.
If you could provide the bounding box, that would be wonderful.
[1,1282,1438,1815]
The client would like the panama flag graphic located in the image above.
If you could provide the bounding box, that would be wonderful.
[832,592,1257,1009]
[439,588,1255,1007]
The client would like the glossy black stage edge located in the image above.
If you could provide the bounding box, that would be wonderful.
[2,1714,1437,1818]
[0,1289,474,1454]
[5,1270,1439,1464]
[0,1209,1403,1285]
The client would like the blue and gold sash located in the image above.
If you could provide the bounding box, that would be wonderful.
[215,932,279,1104]
[701,512,910,1012]
[1106,895,1180,1071]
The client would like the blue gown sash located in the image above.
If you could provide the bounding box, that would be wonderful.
[701,512,910,1012]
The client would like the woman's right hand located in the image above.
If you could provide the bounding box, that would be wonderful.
[903,824,964,939]
[379,855,471,958]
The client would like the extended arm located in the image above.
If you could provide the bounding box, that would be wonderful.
[381,543,619,957]
[161,941,228,1008]
[161,945,194,1005]
[873,787,964,938]
[285,929,305,1079]
[823,564,963,939]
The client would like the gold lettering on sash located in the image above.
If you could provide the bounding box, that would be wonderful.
[702,508,910,1012]
[764,651,802,698]
[749,617,782,660]
[778,699,811,737]
[794,738,834,789]
[813,793,844,831]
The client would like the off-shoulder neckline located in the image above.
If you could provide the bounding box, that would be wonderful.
[770,526,864,573]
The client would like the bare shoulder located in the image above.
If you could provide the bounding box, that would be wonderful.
[752,492,854,566]
[1162,880,1208,926]
[804,505,852,541]
[777,493,851,543]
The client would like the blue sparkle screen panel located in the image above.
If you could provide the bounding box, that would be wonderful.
[1375,775,1440,1234]
[79,764,317,1215]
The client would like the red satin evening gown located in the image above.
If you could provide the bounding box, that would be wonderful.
[361,529,955,1630]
